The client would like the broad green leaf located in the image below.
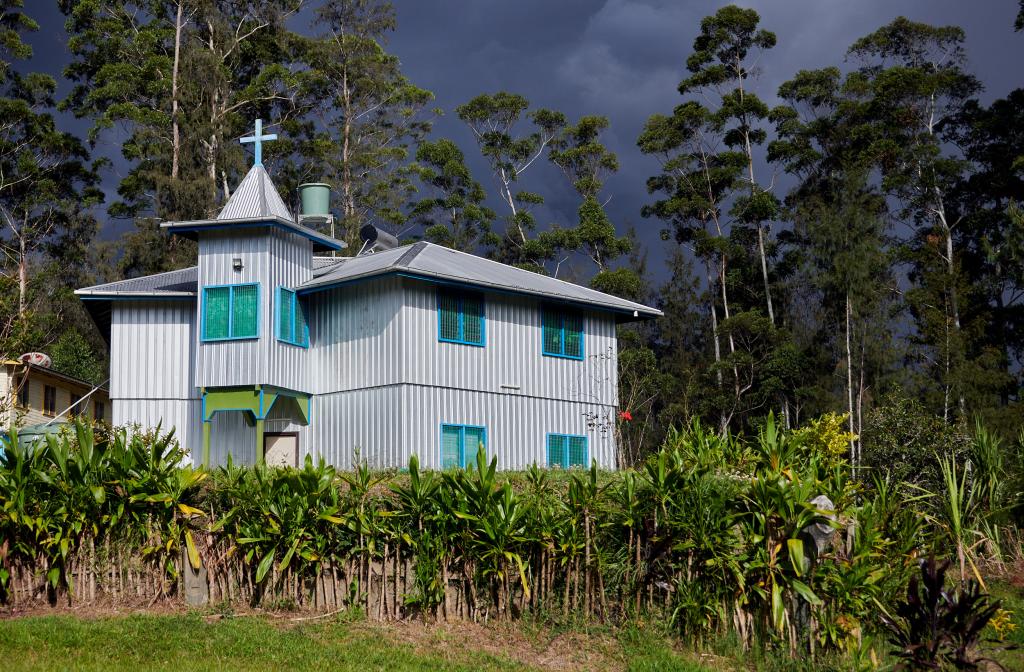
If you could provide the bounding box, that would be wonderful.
[771,581,785,633]
[787,538,806,576]
[256,550,275,583]
[185,530,201,570]
[791,579,822,606]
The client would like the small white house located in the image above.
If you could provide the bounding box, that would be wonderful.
[76,129,660,470]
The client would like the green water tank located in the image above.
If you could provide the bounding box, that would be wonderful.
[298,183,331,216]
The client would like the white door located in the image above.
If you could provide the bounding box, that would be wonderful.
[264,433,298,467]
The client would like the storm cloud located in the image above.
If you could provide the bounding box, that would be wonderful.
[27,1,1024,276]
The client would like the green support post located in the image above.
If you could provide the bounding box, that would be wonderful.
[255,417,265,464]
[202,421,211,467]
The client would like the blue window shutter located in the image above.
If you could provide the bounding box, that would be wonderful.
[204,287,230,340]
[542,308,561,355]
[295,295,308,345]
[462,293,484,344]
[568,436,587,467]
[231,284,259,338]
[278,287,294,341]
[438,291,460,341]
[441,425,462,469]
[564,313,583,359]
[463,426,485,466]
[547,434,567,468]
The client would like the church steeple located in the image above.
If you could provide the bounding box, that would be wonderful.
[217,164,292,221]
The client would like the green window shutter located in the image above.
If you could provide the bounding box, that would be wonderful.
[547,434,567,468]
[463,426,485,466]
[278,288,294,341]
[568,436,587,467]
[231,284,258,338]
[441,425,462,470]
[564,312,583,358]
[438,291,460,341]
[462,293,484,344]
[295,295,308,345]
[204,287,230,340]
[542,309,562,354]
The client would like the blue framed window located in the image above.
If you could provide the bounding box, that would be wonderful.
[438,289,485,346]
[541,306,584,359]
[441,423,487,469]
[202,283,260,341]
[547,433,588,469]
[276,287,308,347]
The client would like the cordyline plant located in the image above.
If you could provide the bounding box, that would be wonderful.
[878,557,1004,671]
[1,416,1017,667]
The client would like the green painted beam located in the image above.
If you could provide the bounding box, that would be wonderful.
[202,388,261,421]
[200,386,312,467]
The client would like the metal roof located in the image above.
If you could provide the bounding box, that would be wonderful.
[297,242,662,319]
[218,164,292,220]
[75,266,198,298]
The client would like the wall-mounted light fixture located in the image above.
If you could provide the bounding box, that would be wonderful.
[232,257,243,271]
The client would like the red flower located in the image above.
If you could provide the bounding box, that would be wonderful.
[619,410,633,422]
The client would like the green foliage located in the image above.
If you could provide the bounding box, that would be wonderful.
[3,414,1021,666]
[48,329,106,385]
[861,392,972,496]
[411,139,493,251]
[455,91,566,270]
[879,557,1001,671]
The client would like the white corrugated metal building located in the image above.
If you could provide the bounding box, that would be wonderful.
[77,151,660,471]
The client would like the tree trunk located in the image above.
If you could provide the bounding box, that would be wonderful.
[171,1,184,181]
[845,293,856,472]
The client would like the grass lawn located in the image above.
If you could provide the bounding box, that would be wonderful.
[0,612,713,672]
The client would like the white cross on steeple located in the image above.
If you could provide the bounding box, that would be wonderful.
[240,118,278,167]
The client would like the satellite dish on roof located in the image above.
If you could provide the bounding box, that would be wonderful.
[20,352,51,368]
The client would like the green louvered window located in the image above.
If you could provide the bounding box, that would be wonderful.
[276,287,308,347]
[547,433,588,469]
[437,289,485,346]
[441,423,487,469]
[541,306,584,359]
[202,283,260,341]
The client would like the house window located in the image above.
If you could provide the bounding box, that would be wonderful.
[69,393,82,418]
[202,283,259,341]
[437,289,485,346]
[43,385,57,417]
[541,306,584,359]
[547,433,588,469]
[441,423,486,469]
[16,378,29,408]
[94,401,105,422]
[276,287,308,347]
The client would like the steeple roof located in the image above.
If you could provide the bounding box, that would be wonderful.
[217,164,293,221]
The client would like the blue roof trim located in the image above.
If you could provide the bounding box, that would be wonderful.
[164,219,345,251]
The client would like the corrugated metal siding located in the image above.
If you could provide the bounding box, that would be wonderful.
[307,277,404,395]
[399,385,616,471]
[196,230,269,387]
[265,229,313,392]
[113,399,202,464]
[307,387,403,469]
[300,384,615,471]
[111,301,197,399]
[195,229,313,390]
[399,280,619,407]
[207,411,256,466]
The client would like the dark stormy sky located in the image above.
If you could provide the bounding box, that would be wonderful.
[24,1,1024,278]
